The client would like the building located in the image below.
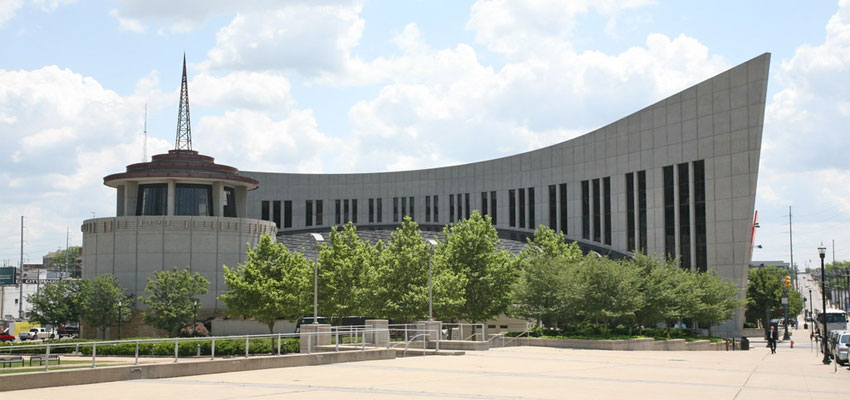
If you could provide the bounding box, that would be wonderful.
[84,53,770,335]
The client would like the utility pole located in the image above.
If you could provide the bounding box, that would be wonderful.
[788,206,795,289]
[19,216,24,319]
[66,227,70,278]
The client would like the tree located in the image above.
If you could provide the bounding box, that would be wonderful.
[317,222,372,323]
[563,255,643,330]
[141,267,210,336]
[368,217,465,322]
[510,254,572,328]
[684,270,742,336]
[437,211,517,323]
[219,235,312,332]
[746,266,803,328]
[80,275,132,339]
[28,280,86,331]
[521,225,582,261]
[630,254,692,332]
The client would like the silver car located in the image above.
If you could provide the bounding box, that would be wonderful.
[832,331,850,366]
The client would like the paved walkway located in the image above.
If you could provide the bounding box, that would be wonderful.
[7,338,849,399]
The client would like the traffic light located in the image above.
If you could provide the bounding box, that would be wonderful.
[784,275,791,288]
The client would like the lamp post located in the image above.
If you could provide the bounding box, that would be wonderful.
[782,285,790,340]
[309,233,325,324]
[192,298,199,335]
[819,244,829,364]
[425,239,438,321]
[117,300,122,340]
[808,287,813,334]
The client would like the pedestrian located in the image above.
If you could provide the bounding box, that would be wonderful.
[768,325,778,354]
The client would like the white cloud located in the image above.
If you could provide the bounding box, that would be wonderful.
[110,9,146,33]
[0,0,23,27]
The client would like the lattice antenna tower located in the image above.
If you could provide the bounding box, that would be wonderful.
[142,102,147,161]
[175,54,192,150]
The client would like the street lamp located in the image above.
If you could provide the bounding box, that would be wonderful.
[425,239,438,321]
[117,300,122,340]
[309,233,325,324]
[192,298,199,335]
[819,244,829,364]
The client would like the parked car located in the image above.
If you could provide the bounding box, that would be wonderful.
[0,328,14,342]
[57,325,79,338]
[831,331,850,366]
[294,317,329,333]
[19,327,55,341]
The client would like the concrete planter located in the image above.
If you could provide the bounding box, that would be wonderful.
[512,337,723,351]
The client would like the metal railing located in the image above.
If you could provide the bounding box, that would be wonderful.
[0,327,389,373]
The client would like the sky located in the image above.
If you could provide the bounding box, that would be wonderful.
[0,0,848,269]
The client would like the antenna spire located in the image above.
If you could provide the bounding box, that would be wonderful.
[143,102,148,161]
[175,54,192,150]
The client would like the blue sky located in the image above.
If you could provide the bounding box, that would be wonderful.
[1,0,848,268]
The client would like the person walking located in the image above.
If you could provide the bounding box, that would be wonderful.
[768,325,778,354]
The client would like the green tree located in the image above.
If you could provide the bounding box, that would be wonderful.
[219,235,312,332]
[746,266,803,328]
[27,280,86,331]
[510,254,572,328]
[521,225,582,261]
[141,267,210,336]
[437,211,517,323]
[563,255,643,330]
[46,246,81,269]
[80,275,132,339]
[630,254,692,332]
[368,217,465,322]
[683,270,742,336]
[317,222,372,323]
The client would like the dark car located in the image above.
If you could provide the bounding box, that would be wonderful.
[0,329,14,342]
[58,325,79,338]
[294,317,329,333]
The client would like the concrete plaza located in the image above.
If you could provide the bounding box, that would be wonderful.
[8,338,849,399]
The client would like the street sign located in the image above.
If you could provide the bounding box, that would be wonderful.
[0,267,15,285]
[781,297,788,305]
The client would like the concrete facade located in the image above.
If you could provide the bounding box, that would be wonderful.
[244,53,771,334]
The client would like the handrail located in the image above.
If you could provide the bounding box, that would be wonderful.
[402,333,430,357]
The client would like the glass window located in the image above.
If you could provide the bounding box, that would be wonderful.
[335,200,341,225]
[508,190,516,227]
[581,181,590,240]
[603,177,611,246]
[559,183,567,235]
[433,195,438,223]
[449,194,455,222]
[137,184,168,216]
[369,198,375,223]
[316,200,323,225]
[490,191,497,225]
[464,193,470,219]
[527,188,535,229]
[377,198,383,223]
[626,173,635,252]
[223,187,237,217]
[175,184,213,216]
[457,194,463,221]
[283,200,292,228]
[409,197,414,220]
[273,200,281,229]
[548,185,557,230]
[305,200,313,227]
[482,192,488,216]
[261,200,270,221]
[401,197,407,217]
[426,196,431,222]
[664,165,675,259]
[592,179,600,242]
[344,199,350,223]
[678,163,690,269]
[694,160,707,272]
[638,170,647,254]
[352,199,358,223]
[393,197,399,222]
[519,189,526,228]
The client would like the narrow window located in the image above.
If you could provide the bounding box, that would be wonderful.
[457,194,463,221]
[663,166,675,259]
[490,191,497,225]
[519,189,526,228]
[401,197,407,218]
[369,198,375,223]
[626,173,635,252]
[316,200,323,225]
[283,200,292,229]
[548,185,557,230]
[305,200,313,227]
[592,179,600,242]
[344,199,350,223]
[377,198,383,223]
[694,160,707,272]
[425,196,431,222]
[273,200,282,229]
[638,170,647,254]
[581,181,590,240]
[464,193,470,219]
[393,197,399,222]
[261,200,270,221]
[352,199,358,223]
[678,163,691,269]
[449,194,455,222]
[559,183,567,235]
[508,189,516,227]
[335,200,341,225]
[603,177,611,246]
[409,197,414,220]
[528,187,535,230]
[481,192,488,216]
[223,187,237,218]
[433,195,439,223]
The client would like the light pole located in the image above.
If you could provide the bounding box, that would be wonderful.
[782,284,790,340]
[309,233,325,324]
[117,300,122,340]
[819,244,829,364]
[192,298,199,334]
[425,239,437,321]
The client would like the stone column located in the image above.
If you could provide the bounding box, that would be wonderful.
[299,323,331,353]
[416,320,442,342]
[167,179,176,216]
[365,319,389,347]
[213,182,224,217]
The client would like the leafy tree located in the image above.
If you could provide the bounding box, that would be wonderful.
[28,280,86,330]
[563,255,643,330]
[368,217,465,322]
[630,254,692,332]
[80,275,132,339]
[219,235,312,332]
[511,254,572,328]
[683,270,742,336]
[46,246,81,269]
[521,225,582,261]
[746,266,803,328]
[317,223,372,323]
[142,267,210,336]
[437,211,517,323]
